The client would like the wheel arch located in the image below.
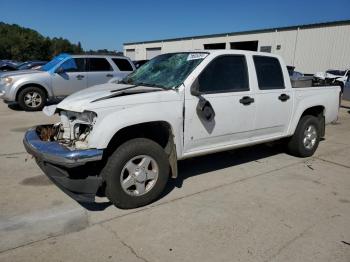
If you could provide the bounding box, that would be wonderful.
[15,83,50,102]
[104,121,178,178]
[291,105,325,138]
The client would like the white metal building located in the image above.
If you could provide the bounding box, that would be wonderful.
[123,20,350,73]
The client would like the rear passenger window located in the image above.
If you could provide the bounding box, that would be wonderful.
[198,55,249,93]
[87,58,112,71]
[253,56,285,89]
[112,58,133,71]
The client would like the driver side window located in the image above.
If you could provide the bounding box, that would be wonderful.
[60,58,85,72]
[198,55,249,93]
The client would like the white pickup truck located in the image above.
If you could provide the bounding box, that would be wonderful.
[23,50,340,209]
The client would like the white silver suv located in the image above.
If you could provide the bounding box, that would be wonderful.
[0,54,135,111]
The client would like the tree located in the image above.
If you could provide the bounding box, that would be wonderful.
[0,22,83,61]
[77,41,82,51]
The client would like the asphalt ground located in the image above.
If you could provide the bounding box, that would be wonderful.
[0,101,349,261]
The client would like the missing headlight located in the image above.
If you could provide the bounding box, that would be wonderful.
[54,110,98,149]
[73,124,91,140]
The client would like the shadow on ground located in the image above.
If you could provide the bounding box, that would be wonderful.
[163,143,284,196]
[81,143,285,211]
[7,103,22,111]
[340,104,350,114]
[6,100,61,112]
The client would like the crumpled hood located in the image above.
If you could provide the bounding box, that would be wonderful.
[57,83,177,112]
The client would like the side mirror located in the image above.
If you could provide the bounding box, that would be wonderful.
[55,67,65,74]
[190,78,201,96]
[196,96,215,122]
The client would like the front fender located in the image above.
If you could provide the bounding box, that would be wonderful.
[88,101,184,158]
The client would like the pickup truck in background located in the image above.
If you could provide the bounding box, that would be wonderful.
[23,50,340,209]
[314,69,350,93]
[0,54,135,111]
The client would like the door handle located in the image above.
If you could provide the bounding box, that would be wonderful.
[76,75,85,80]
[239,96,254,105]
[106,74,113,77]
[278,94,290,102]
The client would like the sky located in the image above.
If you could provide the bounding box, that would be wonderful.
[1,0,350,51]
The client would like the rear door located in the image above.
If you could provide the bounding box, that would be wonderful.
[86,58,115,87]
[251,55,293,139]
[51,58,87,97]
[111,58,134,79]
[184,55,256,154]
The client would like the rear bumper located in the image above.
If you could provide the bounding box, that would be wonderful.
[23,126,104,202]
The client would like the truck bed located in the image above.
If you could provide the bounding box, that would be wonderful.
[291,85,340,125]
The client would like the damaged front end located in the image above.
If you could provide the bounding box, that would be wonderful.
[23,110,104,203]
[39,110,97,150]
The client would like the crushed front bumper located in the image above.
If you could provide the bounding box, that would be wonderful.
[23,126,104,202]
[23,128,103,167]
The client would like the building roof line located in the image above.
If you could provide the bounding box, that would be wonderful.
[123,19,350,46]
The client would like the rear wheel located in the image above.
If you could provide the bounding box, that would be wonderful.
[287,115,320,157]
[102,138,169,209]
[18,87,47,111]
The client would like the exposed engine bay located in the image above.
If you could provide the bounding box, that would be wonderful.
[37,110,97,150]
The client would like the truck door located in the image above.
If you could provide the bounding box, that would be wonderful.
[51,58,87,97]
[184,55,256,154]
[251,55,293,139]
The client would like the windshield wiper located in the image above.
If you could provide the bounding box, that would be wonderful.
[118,79,132,84]
[110,82,170,94]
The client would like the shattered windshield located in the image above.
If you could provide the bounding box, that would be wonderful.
[121,52,208,89]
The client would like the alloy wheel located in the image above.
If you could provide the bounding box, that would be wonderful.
[120,155,159,196]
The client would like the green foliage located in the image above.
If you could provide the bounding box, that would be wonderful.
[85,49,123,56]
[0,22,83,61]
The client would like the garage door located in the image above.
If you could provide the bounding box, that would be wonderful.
[204,43,226,49]
[230,41,258,51]
[125,49,135,61]
[146,47,161,60]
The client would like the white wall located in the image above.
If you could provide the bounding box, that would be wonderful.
[293,25,350,73]
[124,24,350,73]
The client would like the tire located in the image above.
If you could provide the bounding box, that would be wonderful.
[287,115,320,157]
[102,138,169,209]
[18,87,47,111]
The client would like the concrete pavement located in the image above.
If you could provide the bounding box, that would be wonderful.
[0,101,349,261]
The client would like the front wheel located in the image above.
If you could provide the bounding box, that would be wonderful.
[102,138,169,209]
[18,87,47,111]
[287,115,321,157]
